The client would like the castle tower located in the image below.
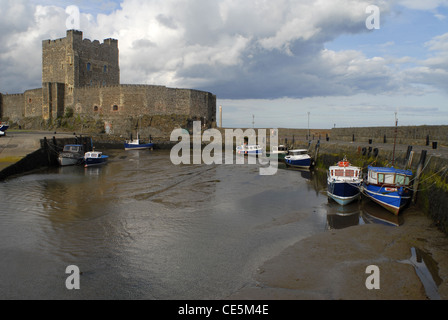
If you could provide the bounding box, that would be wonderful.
[41,30,120,119]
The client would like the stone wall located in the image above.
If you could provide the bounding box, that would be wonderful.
[331,125,448,146]
[24,88,43,118]
[1,93,24,121]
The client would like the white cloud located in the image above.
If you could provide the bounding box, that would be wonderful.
[0,0,448,125]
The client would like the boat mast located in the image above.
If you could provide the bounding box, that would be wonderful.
[392,112,398,167]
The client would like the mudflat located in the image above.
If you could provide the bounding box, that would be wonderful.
[229,208,448,300]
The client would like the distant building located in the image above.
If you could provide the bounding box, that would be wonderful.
[0,30,216,135]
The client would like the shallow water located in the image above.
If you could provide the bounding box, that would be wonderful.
[0,149,423,299]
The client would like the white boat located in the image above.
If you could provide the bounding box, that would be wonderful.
[284,149,312,168]
[236,144,263,155]
[84,150,109,167]
[268,145,288,159]
[327,157,362,205]
[58,144,85,166]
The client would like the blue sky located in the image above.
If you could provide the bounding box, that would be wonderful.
[1,0,448,129]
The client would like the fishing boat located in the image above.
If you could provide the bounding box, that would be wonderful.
[236,144,263,155]
[58,144,85,166]
[124,133,154,150]
[362,166,413,215]
[84,150,109,167]
[268,145,288,159]
[284,149,312,169]
[327,157,362,205]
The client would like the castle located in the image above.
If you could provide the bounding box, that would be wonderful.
[0,30,216,136]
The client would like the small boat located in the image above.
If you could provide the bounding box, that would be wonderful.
[84,150,109,167]
[124,133,154,150]
[327,157,362,206]
[362,166,413,215]
[0,122,9,136]
[58,144,85,166]
[284,149,312,169]
[268,145,288,159]
[236,144,263,155]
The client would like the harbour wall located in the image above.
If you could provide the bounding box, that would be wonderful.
[0,135,92,181]
[331,125,448,146]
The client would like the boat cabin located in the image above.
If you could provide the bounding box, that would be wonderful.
[329,160,361,179]
[272,145,288,153]
[62,145,84,153]
[288,149,308,156]
[366,166,412,187]
[85,151,103,158]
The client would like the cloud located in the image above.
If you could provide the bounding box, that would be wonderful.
[1,0,448,106]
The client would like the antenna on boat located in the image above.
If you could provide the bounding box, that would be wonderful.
[392,112,398,167]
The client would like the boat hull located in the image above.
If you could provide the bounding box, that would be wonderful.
[124,143,154,150]
[0,124,9,132]
[327,180,361,206]
[58,156,83,166]
[284,157,311,169]
[362,184,412,215]
[84,156,109,167]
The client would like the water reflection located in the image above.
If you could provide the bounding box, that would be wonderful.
[399,247,442,300]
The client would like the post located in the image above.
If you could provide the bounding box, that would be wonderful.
[404,145,413,169]
[219,105,222,128]
[412,150,427,204]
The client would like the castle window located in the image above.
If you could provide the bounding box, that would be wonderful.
[93,106,98,112]
[28,98,32,103]
[103,65,107,73]
[87,63,91,71]
[113,105,118,111]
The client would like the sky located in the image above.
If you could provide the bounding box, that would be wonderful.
[1,0,448,129]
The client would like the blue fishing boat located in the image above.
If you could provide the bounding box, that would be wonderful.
[327,157,362,205]
[362,166,413,215]
[284,149,312,169]
[84,150,109,167]
[124,131,154,150]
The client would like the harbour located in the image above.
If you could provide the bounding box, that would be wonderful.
[1,134,448,300]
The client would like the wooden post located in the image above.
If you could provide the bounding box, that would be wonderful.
[412,150,427,204]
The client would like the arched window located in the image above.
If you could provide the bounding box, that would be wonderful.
[93,106,98,112]
[87,63,91,71]
[103,65,107,73]
[113,105,118,111]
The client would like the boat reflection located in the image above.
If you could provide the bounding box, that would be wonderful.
[325,201,361,230]
[325,198,404,230]
[361,200,403,227]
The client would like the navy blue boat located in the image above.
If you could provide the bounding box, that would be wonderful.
[84,151,109,167]
[327,158,362,205]
[284,149,312,169]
